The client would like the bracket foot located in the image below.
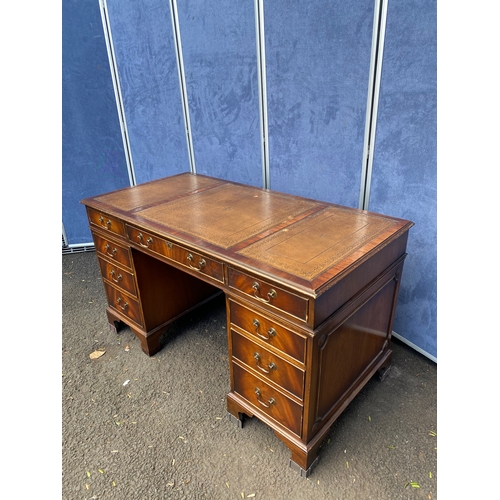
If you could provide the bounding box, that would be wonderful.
[227,411,243,429]
[378,364,392,382]
[289,456,320,478]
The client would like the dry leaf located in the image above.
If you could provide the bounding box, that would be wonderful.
[89,350,106,360]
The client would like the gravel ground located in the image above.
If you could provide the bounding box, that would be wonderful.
[62,251,437,499]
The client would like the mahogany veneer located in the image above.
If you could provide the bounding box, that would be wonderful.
[81,172,413,476]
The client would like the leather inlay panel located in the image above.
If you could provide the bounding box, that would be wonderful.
[135,183,321,249]
[95,174,224,212]
[238,207,397,280]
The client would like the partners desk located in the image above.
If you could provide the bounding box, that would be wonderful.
[81,173,413,476]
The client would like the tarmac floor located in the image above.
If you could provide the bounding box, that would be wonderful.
[62,251,437,499]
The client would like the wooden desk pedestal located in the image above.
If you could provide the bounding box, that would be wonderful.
[82,173,413,476]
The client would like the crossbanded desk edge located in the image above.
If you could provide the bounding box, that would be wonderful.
[81,172,413,477]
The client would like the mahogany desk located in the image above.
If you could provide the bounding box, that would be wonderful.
[81,173,413,476]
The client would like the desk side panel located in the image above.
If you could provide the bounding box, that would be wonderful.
[313,231,409,328]
[304,260,404,442]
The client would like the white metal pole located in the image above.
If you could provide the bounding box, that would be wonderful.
[169,0,197,174]
[98,0,137,186]
[254,0,270,189]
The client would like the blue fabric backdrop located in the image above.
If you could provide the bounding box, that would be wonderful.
[264,0,374,207]
[62,0,129,245]
[105,0,190,184]
[369,0,437,358]
[177,0,262,186]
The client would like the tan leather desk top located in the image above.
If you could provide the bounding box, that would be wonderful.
[82,173,413,296]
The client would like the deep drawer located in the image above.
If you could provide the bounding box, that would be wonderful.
[229,300,306,364]
[126,225,224,283]
[87,208,126,238]
[231,330,304,400]
[103,282,143,328]
[232,363,303,437]
[92,231,132,270]
[228,268,308,322]
[97,256,137,297]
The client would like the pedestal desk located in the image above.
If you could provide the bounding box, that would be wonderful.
[81,173,413,476]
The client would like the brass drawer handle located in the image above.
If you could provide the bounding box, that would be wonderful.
[252,282,277,303]
[99,215,112,229]
[137,233,154,248]
[252,319,277,341]
[110,269,123,283]
[104,244,118,258]
[254,352,277,374]
[116,297,129,311]
[187,253,206,271]
[255,388,275,408]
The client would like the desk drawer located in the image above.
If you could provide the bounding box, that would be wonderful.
[229,300,306,364]
[103,282,143,328]
[232,362,302,437]
[87,208,126,238]
[92,231,132,270]
[97,256,137,297]
[173,245,224,283]
[228,268,308,322]
[126,225,224,283]
[231,330,304,400]
[126,225,168,258]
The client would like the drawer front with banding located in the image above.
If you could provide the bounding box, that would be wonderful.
[126,225,224,283]
[229,300,306,364]
[228,268,308,322]
[232,362,303,437]
[87,208,126,238]
[92,231,132,270]
[103,282,143,328]
[97,256,137,297]
[231,330,304,400]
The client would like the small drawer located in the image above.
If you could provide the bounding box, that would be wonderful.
[172,245,224,283]
[232,363,303,437]
[229,300,306,364]
[103,282,143,328]
[228,268,308,322]
[97,256,137,297]
[231,330,304,400]
[87,208,126,237]
[126,225,169,257]
[92,231,132,270]
[126,225,224,283]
